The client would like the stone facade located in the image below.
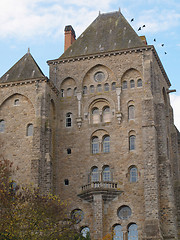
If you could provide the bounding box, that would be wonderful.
[0,10,180,240]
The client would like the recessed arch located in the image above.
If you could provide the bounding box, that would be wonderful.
[121,68,142,88]
[0,93,35,114]
[82,63,117,87]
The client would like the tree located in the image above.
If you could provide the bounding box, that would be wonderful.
[0,157,88,240]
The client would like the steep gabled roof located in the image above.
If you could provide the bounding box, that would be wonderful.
[0,52,44,83]
[60,11,146,59]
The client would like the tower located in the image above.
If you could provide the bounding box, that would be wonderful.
[0,10,180,240]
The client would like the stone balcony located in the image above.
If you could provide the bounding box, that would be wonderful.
[78,181,123,202]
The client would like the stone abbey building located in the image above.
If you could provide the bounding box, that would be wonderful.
[0,10,180,239]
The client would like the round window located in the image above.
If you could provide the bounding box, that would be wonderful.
[94,71,105,82]
[71,209,84,223]
[117,206,132,220]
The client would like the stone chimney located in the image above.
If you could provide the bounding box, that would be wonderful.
[140,35,147,45]
[64,25,76,51]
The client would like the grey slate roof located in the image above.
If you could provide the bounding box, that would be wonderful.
[0,52,44,83]
[60,11,146,59]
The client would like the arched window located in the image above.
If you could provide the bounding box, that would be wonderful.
[130,166,138,182]
[67,88,72,97]
[92,137,99,154]
[129,135,136,150]
[113,224,123,240]
[112,82,116,90]
[83,86,87,95]
[103,106,111,123]
[130,80,135,88]
[90,85,95,93]
[61,89,64,97]
[103,135,110,153]
[74,87,77,96]
[137,79,142,87]
[104,83,109,92]
[128,105,135,120]
[92,107,100,124]
[97,84,102,92]
[81,227,90,238]
[26,124,33,136]
[122,81,127,89]
[91,167,99,182]
[102,166,111,181]
[0,120,5,133]
[14,99,19,105]
[66,113,72,127]
[128,223,138,240]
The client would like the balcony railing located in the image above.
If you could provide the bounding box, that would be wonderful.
[81,181,118,191]
[78,181,122,202]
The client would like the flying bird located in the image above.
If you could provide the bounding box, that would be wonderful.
[142,25,146,28]
[161,44,164,47]
[138,27,141,31]
[165,52,167,54]
[154,39,156,42]
[131,18,134,22]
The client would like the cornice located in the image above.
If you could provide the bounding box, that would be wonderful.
[47,45,171,87]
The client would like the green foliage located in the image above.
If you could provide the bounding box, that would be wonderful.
[0,158,83,240]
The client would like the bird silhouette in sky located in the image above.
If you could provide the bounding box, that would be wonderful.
[131,18,134,22]
[138,27,141,31]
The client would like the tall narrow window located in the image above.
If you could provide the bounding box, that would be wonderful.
[26,124,33,136]
[103,106,111,123]
[92,137,99,154]
[122,81,127,89]
[90,85,95,93]
[128,223,138,240]
[92,107,100,124]
[130,80,135,88]
[130,166,138,182]
[97,84,102,93]
[66,113,72,127]
[91,167,99,182]
[137,79,142,87]
[112,82,116,90]
[0,120,5,133]
[113,224,123,240]
[104,83,109,92]
[128,105,135,120]
[61,89,64,97]
[81,227,90,238]
[67,88,72,97]
[83,86,87,95]
[103,135,110,153]
[102,166,111,181]
[129,135,136,150]
[74,87,77,96]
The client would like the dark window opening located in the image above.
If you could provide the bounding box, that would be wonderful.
[67,148,71,154]
[64,179,69,185]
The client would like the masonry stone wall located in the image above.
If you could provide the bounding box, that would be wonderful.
[47,48,180,239]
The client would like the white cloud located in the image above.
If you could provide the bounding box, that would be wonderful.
[0,0,117,40]
[134,9,180,34]
[170,94,180,131]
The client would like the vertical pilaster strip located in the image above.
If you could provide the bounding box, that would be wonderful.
[93,194,103,240]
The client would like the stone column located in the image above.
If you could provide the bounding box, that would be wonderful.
[93,194,103,240]
[116,87,122,124]
[77,92,82,117]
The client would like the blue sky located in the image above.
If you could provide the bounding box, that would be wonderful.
[0,0,180,129]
